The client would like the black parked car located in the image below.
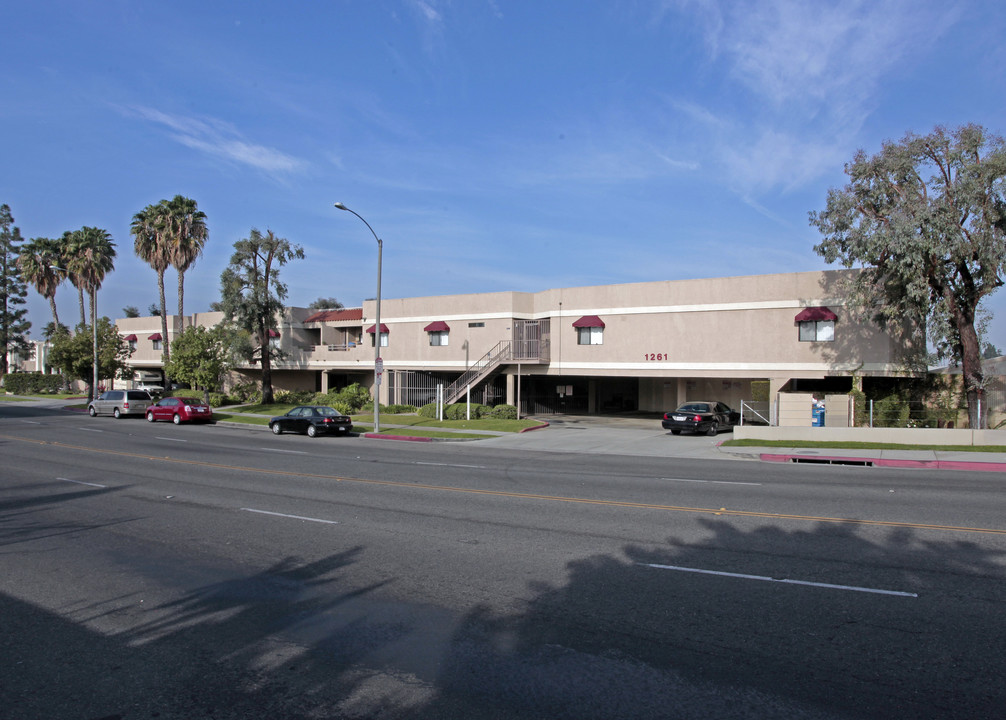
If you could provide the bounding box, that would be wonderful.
[661,401,740,436]
[269,405,353,437]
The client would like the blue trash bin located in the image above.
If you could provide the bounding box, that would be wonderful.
[813,406,825,427]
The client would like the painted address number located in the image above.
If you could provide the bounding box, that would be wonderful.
[645,353,667,361]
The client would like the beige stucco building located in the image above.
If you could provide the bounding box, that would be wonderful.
[114,269,921,418]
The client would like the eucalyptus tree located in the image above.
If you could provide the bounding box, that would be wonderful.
[131,202,171,363]
[219,228,304,404]
[163,195,208,323]
[0,204,32,374]
[18,236,66,328]
[810,123,1006,427]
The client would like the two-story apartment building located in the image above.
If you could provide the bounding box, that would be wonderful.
[114,269,920,417]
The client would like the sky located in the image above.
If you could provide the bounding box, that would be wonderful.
[4,0,1006,348]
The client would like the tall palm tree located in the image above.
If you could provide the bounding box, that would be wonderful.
[65,226,116,400]
[17,236,65,328]
[164,195,208,326]
[59,230,87,326]
[132,202,171,362]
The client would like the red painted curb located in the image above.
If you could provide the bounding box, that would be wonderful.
[760,453,1006,473]
[520,422,550,433]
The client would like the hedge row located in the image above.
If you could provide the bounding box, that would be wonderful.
[2,372,65,395]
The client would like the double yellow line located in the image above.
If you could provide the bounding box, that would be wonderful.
[8,434,1006,536]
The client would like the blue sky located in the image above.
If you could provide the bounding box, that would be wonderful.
[4,0,1006,348]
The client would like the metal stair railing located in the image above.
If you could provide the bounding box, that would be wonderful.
[444,340,511,404]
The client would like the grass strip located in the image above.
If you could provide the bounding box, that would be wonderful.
[722,439,1006,453]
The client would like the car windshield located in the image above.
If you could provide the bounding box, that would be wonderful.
[678,403,710,413]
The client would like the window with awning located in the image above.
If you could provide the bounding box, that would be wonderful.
[424,320,450,346]
[366,324,389,347]
[796,307,836,342]
[572,315,604,345]
[147,333,162,341]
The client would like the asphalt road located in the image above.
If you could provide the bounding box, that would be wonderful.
[2,402,1005,719]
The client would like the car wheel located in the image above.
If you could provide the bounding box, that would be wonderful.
[88,406,97,417]
[146,412,155,422]
[113,408,121,419]
[271,423,282,435]
[172,414,181,425]
[670,429,681,435]
[706,422,718,436]
[307,425,318,438]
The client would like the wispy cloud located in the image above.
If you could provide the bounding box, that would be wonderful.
[123,106,308,175]
[667,0,961,200]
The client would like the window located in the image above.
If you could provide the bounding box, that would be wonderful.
[370,332,388,347]
[468,322,485,328]
[152,339,162,350]
[429,331,449,346]
[577,326,603,345]
[128,340,137,351]
[799,320,834,342]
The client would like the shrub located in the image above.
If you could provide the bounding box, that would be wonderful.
[445,402,488,420]
[2,372,64,395]
[489,403,518,420]
[208,392,230,408]
[384,404,416,414]
[274,389,315,405]
[873,394,910,428]
[335,383,372,412]
[418,402,437,418]
[229,381,260,404]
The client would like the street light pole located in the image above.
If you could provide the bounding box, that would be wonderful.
[334,203,383,434]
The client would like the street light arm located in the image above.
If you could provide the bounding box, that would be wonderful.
[334,203,382,249]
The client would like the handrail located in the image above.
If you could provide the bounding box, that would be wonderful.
[444,340,511,404]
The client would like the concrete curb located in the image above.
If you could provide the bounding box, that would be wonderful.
[759,452,1006,473]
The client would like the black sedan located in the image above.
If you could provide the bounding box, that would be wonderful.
[661,401,740,436]
[268,405,353,437]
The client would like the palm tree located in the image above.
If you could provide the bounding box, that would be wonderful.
[65,226,116,400]
[132,202,172,363]
[17,237,65,328]
[59,230,87,326]
[164,195,208,325]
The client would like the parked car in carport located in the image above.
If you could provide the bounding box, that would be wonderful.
[662,401,740,436]
[88,389,153,418]
[269,406,353,437]
[145,396,214,424]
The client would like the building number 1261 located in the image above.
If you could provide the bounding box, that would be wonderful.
[645,353,666,361]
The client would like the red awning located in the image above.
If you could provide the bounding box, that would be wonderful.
[572,315,605,328]
[148,333,162,341]
[123,334,137,342]
[423,321,450,332]
[267,328,280,338]
[366,324,390,334]
[794,306,837,323]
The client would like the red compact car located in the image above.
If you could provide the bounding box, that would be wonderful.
[145,396,214,424]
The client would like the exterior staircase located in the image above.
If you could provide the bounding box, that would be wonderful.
[444,340,511,405]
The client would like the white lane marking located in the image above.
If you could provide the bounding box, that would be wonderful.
[263,448,308,455]
[662,477,762,486]
[58,477,107,488]
[416,462,487,469]
[641,563,918,597]
[240,508,338,524]
[156,436,187,442]
[22,420,41,425]
[77,427,103,432]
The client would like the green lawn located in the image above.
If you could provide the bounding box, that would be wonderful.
[213,406,543,438]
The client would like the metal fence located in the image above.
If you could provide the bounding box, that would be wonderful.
[388,369,507,408]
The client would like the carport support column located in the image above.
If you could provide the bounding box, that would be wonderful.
[505,372,515,406]
[320,371,331,394]
[768,377,789,426]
